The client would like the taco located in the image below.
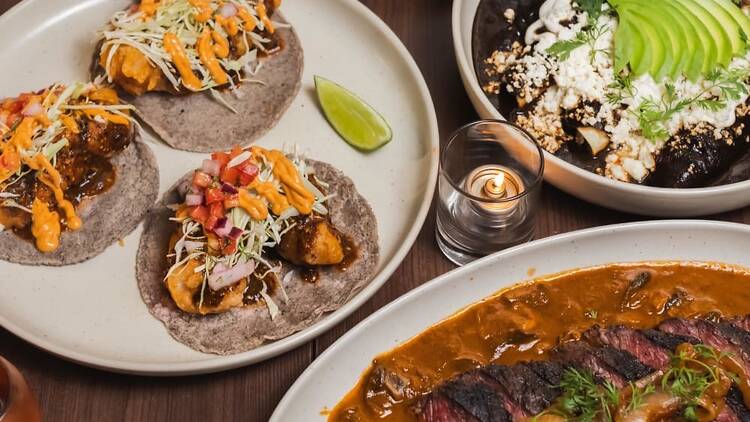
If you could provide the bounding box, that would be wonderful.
[0,83,159,266]
[136,146,378,354]
[94,0,303,153]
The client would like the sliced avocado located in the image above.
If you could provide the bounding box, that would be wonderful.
[695,0,745,56]
[626,13,660,76]
[668,0,717,79]
[712,0,750,53]
[676,0,733,68]
[618,4,677,80]
[613,17,633,73]
[619,17,647,75]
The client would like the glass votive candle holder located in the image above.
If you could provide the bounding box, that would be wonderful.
[436,120,544,266]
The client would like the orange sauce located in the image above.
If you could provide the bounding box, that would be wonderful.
[251,147,315,214]
[256,3,275,33]
[237,5,258,31]
[211,30,230,58]
[25,154,81,231]
[163,32,202,91]
[328,262,750,421]
[238,189,269,220]
[197,29,229,85]
[30,198,60,253]
[188,0,212,22]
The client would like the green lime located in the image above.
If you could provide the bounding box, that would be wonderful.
[314,75,392,151]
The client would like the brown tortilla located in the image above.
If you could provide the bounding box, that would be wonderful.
[125,13,303,153]
[136,160,379,355]
[0,140,160,266]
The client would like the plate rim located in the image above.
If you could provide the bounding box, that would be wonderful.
[0,0,440,376]
[270,219,750,420]
[450,0,750,199]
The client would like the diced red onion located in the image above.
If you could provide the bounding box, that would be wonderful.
[218,2,237,18]
[214,217,232,237]
[221,182,238,194]
[22,101,43,117]
[227,151,252,168]
[185,194,204,206]
[208,261,255,290]
[228,227,243,240]
[202,159,221,177]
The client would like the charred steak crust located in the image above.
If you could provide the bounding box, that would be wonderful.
[438,372,512,422]
[482,364,560,415]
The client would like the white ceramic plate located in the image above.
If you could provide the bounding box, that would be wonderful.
[452,0,750,217]
[0,0,438,375]
[271,220,750,420]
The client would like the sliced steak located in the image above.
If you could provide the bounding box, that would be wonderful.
[583,325,671,369]
[482,363,561,415]
[732,316,750,333]
[726,385,750,422]
[437,371,515,422]
[418,392,480,422]
[641,328,699,351]
[554,341,653,387]
[526,360,565,387]
[717,405,742,422]
[658,319,750,375]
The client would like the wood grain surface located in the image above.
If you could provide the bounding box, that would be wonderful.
[1,0,748,421]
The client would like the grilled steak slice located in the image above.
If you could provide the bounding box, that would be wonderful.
[641,328,699,351]
[554,342,652,387]
[584,325,670,369]
[717,405,742,422]
[732,316,750,333]
[526,360,565,387]
[726,385,750,422]
[658,319,750,374]
[418,392,481,422]
[435,371,515,422]
[482,363,561,414]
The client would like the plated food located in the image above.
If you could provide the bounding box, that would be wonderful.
[0,82,158,266]
[94,0,303,152]
[330,262,750,421]
[136,146,378,354]
[474,0,750,188]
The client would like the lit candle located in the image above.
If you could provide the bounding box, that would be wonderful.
[464,165,525,214]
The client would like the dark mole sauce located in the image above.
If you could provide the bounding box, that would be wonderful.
[0,119,130,242]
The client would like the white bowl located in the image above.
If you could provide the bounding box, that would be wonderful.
[452,0,750,217]
[270,220,750,420]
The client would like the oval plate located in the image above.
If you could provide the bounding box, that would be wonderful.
[452,0,750,217]
[0,0,438,375]
[271,220,750,419]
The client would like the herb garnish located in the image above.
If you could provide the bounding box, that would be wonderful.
[556,368,619,422]
[633,68,750,141]
[546,0,609,63]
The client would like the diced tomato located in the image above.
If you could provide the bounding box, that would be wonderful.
[192,171,213,188]
[237,162,259,186]
[220,166,240,185]
[209,201,225,218]
[205,187,224,205]
[222,238,238,255]
[229,145,244,159]
[223,194,240,209]
[189,205,210,224]
[204,215,219,232]
[211,151,231,168]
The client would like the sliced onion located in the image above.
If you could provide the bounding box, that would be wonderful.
[214,217,232,237]
[228,227,243,240]
[227,151,251,168]
[221,182,238,194]
[202,159,221,177]
[22,101,43,117]
[184,241,203,253]
[185,194,203,206]
[208,261,255,290]
[218,2,237,18]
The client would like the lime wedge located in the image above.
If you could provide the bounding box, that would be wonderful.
[314,76,392,151]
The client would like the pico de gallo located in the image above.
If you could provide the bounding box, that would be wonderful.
[166,146,347,317]
[97,0,284,99]
[0,83,135,253]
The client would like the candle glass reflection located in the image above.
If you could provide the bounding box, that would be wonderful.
[436,120,544,265]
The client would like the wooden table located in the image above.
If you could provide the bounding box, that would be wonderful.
[1,1,749,421]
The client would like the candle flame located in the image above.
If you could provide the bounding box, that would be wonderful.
[492,172,505,189]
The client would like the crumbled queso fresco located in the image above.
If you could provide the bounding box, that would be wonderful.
[483,0,750,183]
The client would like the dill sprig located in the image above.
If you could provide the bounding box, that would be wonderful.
[556,368,620,422]
[546,0,608,63]
[633,67,750,141]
